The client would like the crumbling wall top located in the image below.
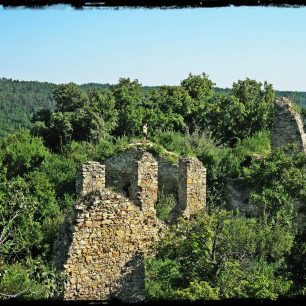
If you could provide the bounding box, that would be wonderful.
[76,161,105,196]
[271,97,306,153]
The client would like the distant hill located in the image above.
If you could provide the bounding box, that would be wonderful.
[0,78,305,137]
[0,79,111,137]
[0,78,57,137]
[276,90,306,109]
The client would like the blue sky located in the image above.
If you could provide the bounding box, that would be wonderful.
[1,6,306,90]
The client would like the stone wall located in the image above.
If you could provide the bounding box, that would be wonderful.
[75,162,105,196]
[63,188,164,301]
[61,150,207,301]
[104,148,142,196]
[271,97,306,153]
[130,151,158,213]
[176,157,207,219]
[105,149,179,201]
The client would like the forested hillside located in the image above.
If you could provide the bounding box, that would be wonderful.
[0,79,57,137]
[0,74,306,300]
[1,77,306,137]
[0,79,111,138]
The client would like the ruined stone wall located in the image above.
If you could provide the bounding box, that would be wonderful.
[104,149,139,196]
[62,151,207,301]
[75,162,105,196]
[105,149,159,213]
[63,189,164,301]
[271,97,306,153]
[130,152,158,213]
[105,149,179,201]
[63,153,164,301]
[53,161,106,272]
[176,157,207,218]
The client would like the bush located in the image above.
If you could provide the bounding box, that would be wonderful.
[0,259,64,300]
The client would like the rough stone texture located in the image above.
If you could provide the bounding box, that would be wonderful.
[105,149,179,201]
[63,189,164,301]
[271,97,306,153]
[105,148,142,196]
[60,150,207,301]
[76,162,105,196]
[130,152,158,213]
[176,157,207,219]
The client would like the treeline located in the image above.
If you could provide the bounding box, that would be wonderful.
[0,74,306,300]
[1,77,306,138]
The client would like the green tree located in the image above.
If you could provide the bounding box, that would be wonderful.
[87,88,118,133]
[0,258,64,300]
[200,79,275,146]
[32,84,118,151]
[286,230,306,295]
[244,145,306,227]
[0,131,49,179]
[53,82,87,113]
[0,132,62,261]
[180,73,215,131]
[206,94,248,146]
[232,79,275,137]
[110,78,144,137]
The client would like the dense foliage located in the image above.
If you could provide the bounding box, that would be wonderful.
[1,77,306,139]
[0,73,306,300]
[146,210,293,300]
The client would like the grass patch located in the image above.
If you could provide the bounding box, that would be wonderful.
[155,191,177,222]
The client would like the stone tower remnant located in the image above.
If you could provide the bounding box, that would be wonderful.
[271,97,306,153]
[130,151,158,214]
[177,157,207,218]
[60,148,207,301]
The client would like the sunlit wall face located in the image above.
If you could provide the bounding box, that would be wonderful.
[1,6,306,90]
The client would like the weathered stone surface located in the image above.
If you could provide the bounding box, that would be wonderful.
[176,157,207,219]
[130,151,158,213]
[63,189,164,301]
[76,162,106,196]
[271,97,306,153]
[56,149,207,302]
[105,148,141,196]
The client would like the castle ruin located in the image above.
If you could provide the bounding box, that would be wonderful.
[57,97,306,302]
[61,148,207,301]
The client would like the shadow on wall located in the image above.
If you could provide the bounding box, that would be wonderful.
[110,252,145,302]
